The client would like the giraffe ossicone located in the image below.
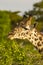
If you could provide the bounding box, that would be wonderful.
[8,16,43,52]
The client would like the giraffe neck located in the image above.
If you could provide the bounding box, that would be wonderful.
[26,28,43,51]
[14,28,43,51]
[8,25,43,52]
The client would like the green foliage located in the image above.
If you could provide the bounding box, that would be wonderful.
[33,0,43,31]
[36,21,43,31]
[24,0,43,31]
[0,10,43,65]
[31,17,43,31]
[34,0,43,8]
[9,11,22,29]
[0,11,11,41]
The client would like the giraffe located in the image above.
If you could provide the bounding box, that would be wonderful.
[8,16,43,52]
[17,15,33,30]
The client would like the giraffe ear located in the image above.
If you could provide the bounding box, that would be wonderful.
[30,22,38,29]
[33,22,38,28]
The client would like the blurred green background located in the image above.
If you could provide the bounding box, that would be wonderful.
[0,0,43,65]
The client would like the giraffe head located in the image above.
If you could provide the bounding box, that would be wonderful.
[8,18,37,40]
[8,15,33,40]
[8,24,37,40]
[8,26,31,40]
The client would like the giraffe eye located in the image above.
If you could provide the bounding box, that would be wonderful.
[22,26,28,30]
[24,27,28,30]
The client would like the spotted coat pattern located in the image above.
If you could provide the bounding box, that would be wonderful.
[8,17,43,52]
